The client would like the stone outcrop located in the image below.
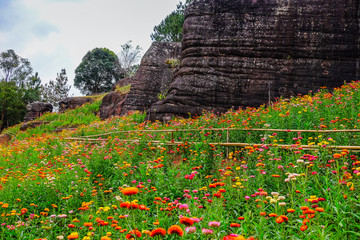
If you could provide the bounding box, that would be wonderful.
[59,97,93,112]
[24,102,53,122]
[149,0,360,121]
[120,42,182,115]
[99,92,127,119]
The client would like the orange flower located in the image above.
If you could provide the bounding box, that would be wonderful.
[150,228,166,237]
[67,232,79,239]
[287,209,296,213]
[84,222,93,227]
[126,229,142,239]
[315,207,324,212]
[237,217,245,220]
[120,202,131,209]
[300,225,308,231]
[230,223,241,227]
[179,217,194,226]
[259,212,266,216]
[300,206,309,211]
[275,216,284,224]
[269,213,278,217]
[167,225,184,236]
[333,153,342,158]
[122,187,139,196]
[223,234,246,240]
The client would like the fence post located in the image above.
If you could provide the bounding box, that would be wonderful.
[226,129,229,158]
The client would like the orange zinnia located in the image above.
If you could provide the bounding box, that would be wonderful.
[179,217,194,226]
[230,223,241,227]
[122,187,139,196]
[168,225,184,236]
[150,228,166,237]
[315,207,324,212]
[126,229,142,239]
[300,225,308,231]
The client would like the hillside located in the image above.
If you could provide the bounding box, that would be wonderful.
[0,82,360,239]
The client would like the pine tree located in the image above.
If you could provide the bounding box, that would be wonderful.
[41,69,71,108]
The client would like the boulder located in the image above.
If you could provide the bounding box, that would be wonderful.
[24,102,53,122]
[0,134,10,146]
[59,97,93,112]
[149,0,360,121]
[120,42,182,115]
[99,92,127,119]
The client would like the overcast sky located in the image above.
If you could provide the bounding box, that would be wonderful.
[0,0,181,96]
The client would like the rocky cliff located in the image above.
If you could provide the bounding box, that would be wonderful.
[149,0,360,121]
[120,42,182,115]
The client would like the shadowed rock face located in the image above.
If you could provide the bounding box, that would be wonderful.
[99,92,127,119]
[120,42,182,115]
[24,102,53,122]
[149,0,360,121]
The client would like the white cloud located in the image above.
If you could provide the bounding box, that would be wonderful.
[1,0,181,96]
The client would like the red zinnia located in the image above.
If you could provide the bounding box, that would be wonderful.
[150,228,166,237]
[167,225,184,236]
[126,229,142,239]
[179,217,194,226]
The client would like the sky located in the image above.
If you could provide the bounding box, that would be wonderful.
[0,0,181,96]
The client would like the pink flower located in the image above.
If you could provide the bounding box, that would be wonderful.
[179,204,189,210]
[245,196,250,200]
[208,221,220,227]
[186,227,196,233]
[202,228,214,235]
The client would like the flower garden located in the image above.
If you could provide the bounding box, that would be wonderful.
[1,82,360,239]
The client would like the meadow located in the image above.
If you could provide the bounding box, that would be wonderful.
[0,82,360,239]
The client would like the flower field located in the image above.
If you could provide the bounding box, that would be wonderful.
[1,82,360,239]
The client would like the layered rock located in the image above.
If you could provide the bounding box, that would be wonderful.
[99,92,127,119]
[120,42,182,115]
[149,0,360,121]
[59,97,93,112]
[24,102,53,122]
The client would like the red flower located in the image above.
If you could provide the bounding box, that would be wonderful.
[179,217,194,226]
[150,228,166,237]
[168,225,184,236]
[126,229,142,239]
[230,223,241,227]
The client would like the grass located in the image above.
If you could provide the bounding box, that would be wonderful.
[0,82,359,239]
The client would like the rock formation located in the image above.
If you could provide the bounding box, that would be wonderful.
[24,102,53,122]
[99,92,127,119]
[59,97,93,112]
[149,0,360,121]
[120,42,182,115]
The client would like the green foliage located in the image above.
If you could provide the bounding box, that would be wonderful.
[0,50,41,130]
[150,0,192,42]
[0,81,26,130]
[41,69,71,107]
[74,48,122,95]
[115,84,131,95]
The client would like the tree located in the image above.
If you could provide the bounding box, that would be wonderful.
[74,48,122,95]
[0,49,40,130]
[118,41,142,77]
[150,0,192,42]
[41,69,71,107]
[0,81,26,130]
[0,49,32,85]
